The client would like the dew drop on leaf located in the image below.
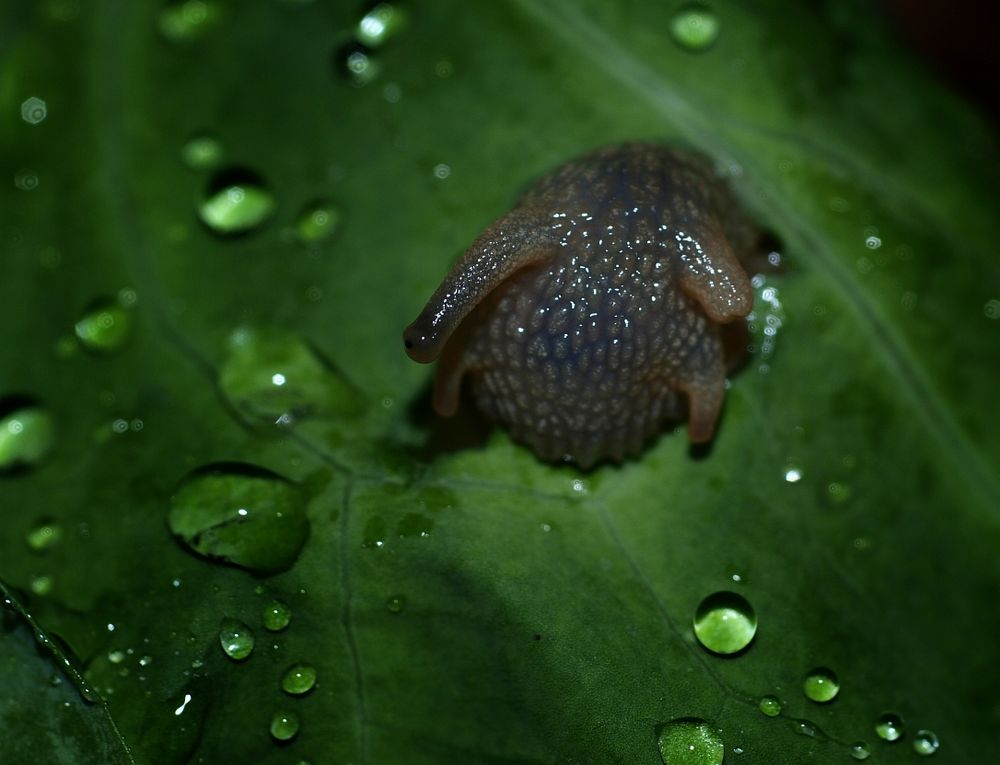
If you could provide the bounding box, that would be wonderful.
[181,133,224,171]
[0,399,54,472]
[692,591,757,654]
[198,169,275,235]
[355,2,407,48]
[262,599,291,631]
[757,695,781,717]
[802,667,839,703]
[874,712,905,741]
[26,518,62,552]
[269,710,300,741]
[655,718,724,765]
[158,0,221,43]
[337,41,380,87]
[281,663,317,695]
[168,463,309,575]
[386,594,405,613]
[74,299,131,352]
[219,617,255,661]
[912,730,940,755]
[850,742,871,760]
[668,3,720,53]
[295,200,341,244]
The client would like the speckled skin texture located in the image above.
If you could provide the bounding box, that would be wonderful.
[404,143,758,468]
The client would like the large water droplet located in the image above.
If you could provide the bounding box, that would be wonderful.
[270,711,300,741]
[355,2,407,48]
[281,663,317,695]
[758,695,781,717]
[874,712,904,741]
[656,718,724,765]
[74,298,131,352]
[0,398,54,472]
[692,591,757,654]
[912,730,939,755]
[219,326,360,424]
[158,0,221,42]
[26,519,62,552]
[668,3,720,52]
[262,599,291,631]
[168,463,309,575]
[803,667,839,703]
[198,169,275,235]
[295,200,341,244]
[850,742,870,760]
[182,134,224,170]
[219,617,255,660]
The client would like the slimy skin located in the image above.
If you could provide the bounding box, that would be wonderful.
[404,143,759,468]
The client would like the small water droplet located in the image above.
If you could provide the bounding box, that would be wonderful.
[270,711,300,741]
[74,298,131,352]
[355,2,407,48]
[825,481,852,505]
[795,721,817,738]
[912,730,939,755]
[295,200,340,244]
[181,134,224,170]
[26,519,63,552]
[168,463,309,575]
[337,41,380,86]
[983,298,1000,319]
[0,399,54,472]
[874,712,904,741]
[158,0,220,42]
[865,235,882,250]
[31,575,53,595]
[656,718,724,765]
[803,667,839,703]
[262,599,291,631]
[281,663,317,695]
[218,617,255,660]
[14,169,39,191]
[362,516,387,549]
[21,97,47,125]
[692,591,757,655]
[668,3,720,52]
[198,169,275,235]
[758,695,781,717]
[386,594,405,613]
[432,163,451,180]
[783,467,802,483]
[850,742,871,760]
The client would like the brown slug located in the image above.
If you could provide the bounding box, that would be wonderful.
[403,143,761,468]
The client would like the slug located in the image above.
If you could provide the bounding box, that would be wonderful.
[403,143,761,468]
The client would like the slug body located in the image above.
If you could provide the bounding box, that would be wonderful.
[404,143,758,468]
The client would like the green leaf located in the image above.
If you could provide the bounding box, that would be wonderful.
[2,1,998,763]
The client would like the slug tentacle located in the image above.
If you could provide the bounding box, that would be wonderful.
[403,208,559,364]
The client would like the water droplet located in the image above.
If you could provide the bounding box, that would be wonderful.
[386,594,405,613]
[362,516,387,549]
[912,730,939,755]
[355,2,407,48]
[31,575,53,595]
[295,200,340,244]
[337,41,380,86]
[874,712,904,741]
[825,481,852,505]
[262,600,291,631]
[758,695,781,717]
[181,134,223,170]
[26,519,63,552]
[21,97,47,125]
[219,326,360,424]
[692,591,757,655]
[850,742,871,760]
[668,3,720,52]
[218,617,255,660]
[783,466,802,483]
[281,663,317,695]
[803,667,839,703]
[0,399,54,472]
[795,721,817,738]
[270,711,300,741]
[158,0,221,42]
[14,169,39,191]
[983,298,1000,319]
[433,163,451,180]
[168,463,309,575]
[198,169,275,235]
[397,512,433,538]
[656,718,724,765]
[74,299,131,352]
